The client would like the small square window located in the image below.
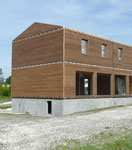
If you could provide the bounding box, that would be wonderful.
[81,39,88,55]
[118,48,123,61]
[101,44,107,58]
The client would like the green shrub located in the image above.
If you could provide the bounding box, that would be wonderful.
[0,85,3,96]
[2,87,10,96]
[0,85,11,96]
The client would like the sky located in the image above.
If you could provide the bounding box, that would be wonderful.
[0,0,132,78]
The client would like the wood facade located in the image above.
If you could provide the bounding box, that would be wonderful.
[12,22,132,99]
[12,63,63,98]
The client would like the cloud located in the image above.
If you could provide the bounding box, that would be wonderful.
[94,0,132,20]
[0,0,132,78]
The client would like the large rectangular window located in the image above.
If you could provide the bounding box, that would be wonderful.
[97,73,111,95]
[118,48,123,61]
[101,44,107,58]
[81,39,88,55]
[76,72,93,96]
[115,75,126,95]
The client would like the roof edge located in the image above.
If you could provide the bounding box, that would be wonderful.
[13,27,63,43]
[13,22,63,42]
[64,27,132,48]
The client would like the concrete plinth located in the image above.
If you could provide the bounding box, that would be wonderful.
[12,97,132,116]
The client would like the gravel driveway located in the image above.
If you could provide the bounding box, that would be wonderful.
[0,105,132,150]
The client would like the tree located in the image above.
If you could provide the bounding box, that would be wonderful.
[0,68,3,76]
[5,76,11,84]
[0,68,4,84]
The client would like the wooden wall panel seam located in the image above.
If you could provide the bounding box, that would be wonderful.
[12,61,132,72]
[12,61,63,70]
[64,61,132,72]
[13,28,63,43]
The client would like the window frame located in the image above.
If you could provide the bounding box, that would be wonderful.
[101,44,107,58]
[118,48,123,62]
[81,39,88,55]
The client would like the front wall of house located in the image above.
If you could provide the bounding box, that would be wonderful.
[64,63,112,98]
[64,63,132,98]
[64,29,132,70]
[12,63,63,98]
[113,43,132,69]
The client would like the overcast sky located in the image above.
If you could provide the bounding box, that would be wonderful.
[0,0,132,78]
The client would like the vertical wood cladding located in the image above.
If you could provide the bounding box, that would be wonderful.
[12,29,63,68]
[64,29,132,70]
[12,63,63,98]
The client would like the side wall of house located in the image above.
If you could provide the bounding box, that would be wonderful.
[12,63,63,98]
[12,27,64,98]
[12,29,63,68]
[14,22,62,41]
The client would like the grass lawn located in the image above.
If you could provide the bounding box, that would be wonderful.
[0,105,11,109]
[51,126,132,150]
[0,96,11,102]
[53,135,132,150]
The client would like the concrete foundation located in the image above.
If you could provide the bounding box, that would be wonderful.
[12,98,132,116]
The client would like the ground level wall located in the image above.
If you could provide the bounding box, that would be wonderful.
[11,62,132,99]
[64,62,132,98]
[12,98,132,116]
[12,63,63,98]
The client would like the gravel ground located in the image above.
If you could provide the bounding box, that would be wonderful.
[0,105,132,150]
[0,102,12,106]
[0,108,11,114]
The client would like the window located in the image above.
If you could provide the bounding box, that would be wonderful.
[84,79,89,95]
[101,44,107,58]
[47,101,52,114]
[97,73,111,95]
[115,75,126,95]
[118,48,123,61]
[76,72,93,96]
[81,39,88,55]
